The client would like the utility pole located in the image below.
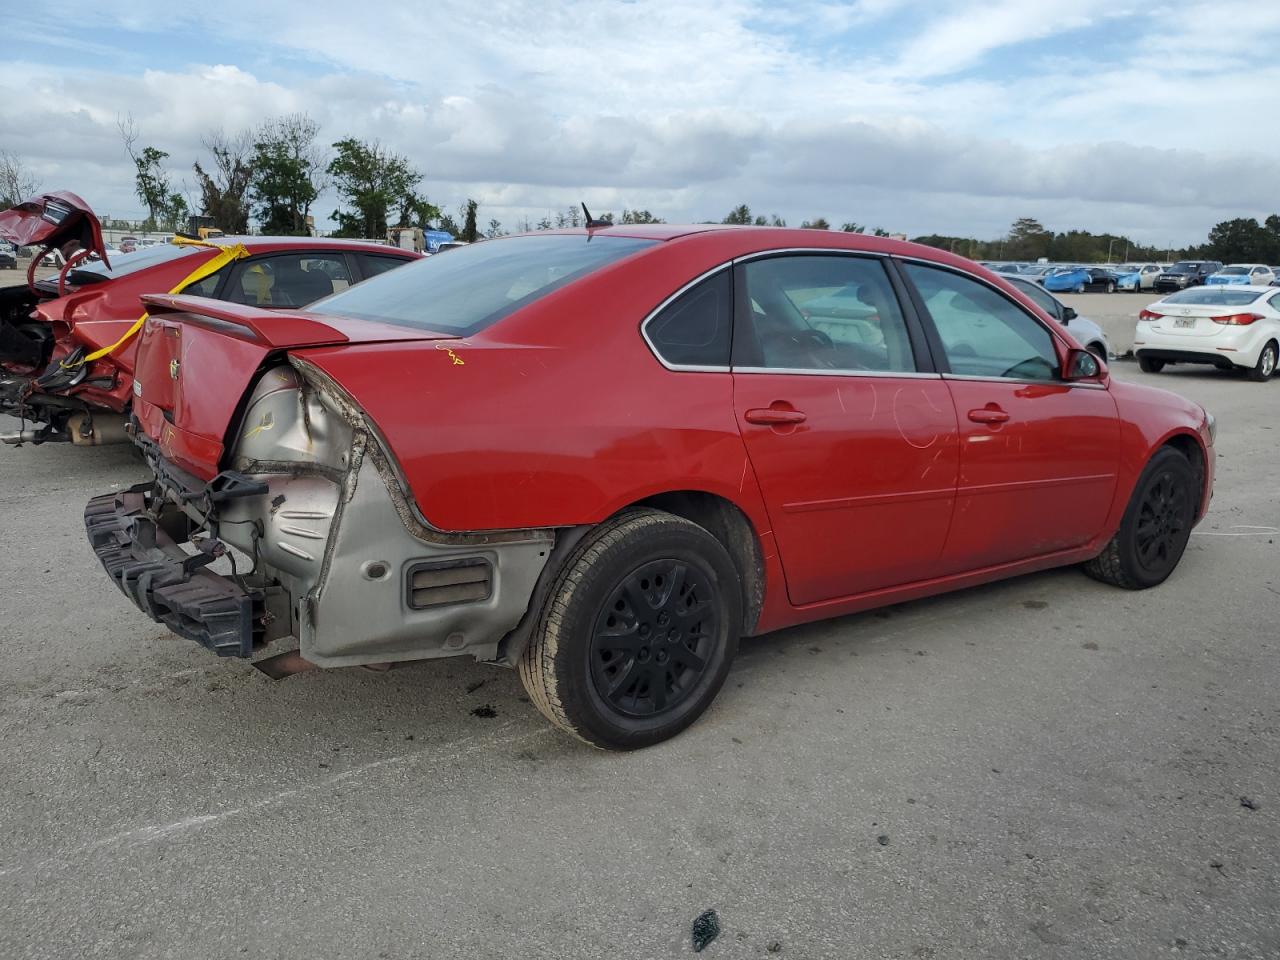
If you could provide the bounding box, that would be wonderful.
[1106,238,1115,263]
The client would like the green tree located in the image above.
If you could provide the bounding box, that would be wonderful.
[328,138,423,238]
[1005,217,1053,259]
[119,117,177,228]
[460,199,479,243]
[620,209,663,224]
[250,114,324,235]
[722,204,752,225]
[840,222,865,233]
[800,217,831,230]
[193,129,254,234]
[1205,217,1275,263]
[437,212,461,236]
[485,218,506,239]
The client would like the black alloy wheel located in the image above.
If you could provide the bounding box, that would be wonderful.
[1083,446,1198,589]
[1132,468,1193,579]
[519,509,742,750]
[589,559,718,718]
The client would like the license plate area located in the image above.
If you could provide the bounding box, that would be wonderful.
[1174,317,1196,328]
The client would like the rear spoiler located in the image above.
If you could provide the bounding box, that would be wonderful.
[140,294,350,348]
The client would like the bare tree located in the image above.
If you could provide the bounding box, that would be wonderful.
[193,128,254,233]
[0,150,40,207]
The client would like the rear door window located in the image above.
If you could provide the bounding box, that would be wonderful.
[228,253,353,307]
[359,253,413,279]
[736,255,917,373]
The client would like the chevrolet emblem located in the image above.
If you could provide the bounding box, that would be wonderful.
[169,359,180,380]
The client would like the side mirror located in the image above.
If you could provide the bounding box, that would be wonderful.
[1063,348,1103,381]
[1061,306,1077,323]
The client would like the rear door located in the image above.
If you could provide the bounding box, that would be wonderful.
[729,253,959,605]
[899,260,1119,572]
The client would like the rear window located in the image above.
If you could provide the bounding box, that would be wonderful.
[1219,266,1248,275]
[1163,288,1264,306]
[308,234,656,335]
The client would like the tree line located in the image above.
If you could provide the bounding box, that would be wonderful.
[3,143,1278,262]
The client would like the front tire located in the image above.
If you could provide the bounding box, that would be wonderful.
[1083,447,1198,589]
[519,509,742,750]
[1247,340,1277,382]
[1138,356,1164,373]
[1106,281,1116,293]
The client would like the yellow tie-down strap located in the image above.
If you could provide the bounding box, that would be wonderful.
[64,237,251,369]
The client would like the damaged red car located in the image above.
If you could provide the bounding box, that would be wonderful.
[84,226,1215,749]
[0,192,418,446]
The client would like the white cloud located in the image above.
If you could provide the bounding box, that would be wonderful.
[1,2,1279,244]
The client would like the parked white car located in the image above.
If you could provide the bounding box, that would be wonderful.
[1205,264,1275,287]
[1003,274,1110,360]
[1134,286,1280,381]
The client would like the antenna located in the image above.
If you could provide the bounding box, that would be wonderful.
[582,203,611,229]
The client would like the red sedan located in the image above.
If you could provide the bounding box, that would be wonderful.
[0,192,419,446]
[85,225,1215,749]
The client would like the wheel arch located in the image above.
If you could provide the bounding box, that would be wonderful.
[495,489,768,666]
[1156,429,1209,522]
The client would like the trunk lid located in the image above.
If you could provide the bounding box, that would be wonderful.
[1147,301,1255,338]
[132,294,457,479]
[0,191,109,268]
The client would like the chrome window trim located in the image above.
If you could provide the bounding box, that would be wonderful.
[639,262,734,372]
[731,247,890,265]
[733,366,941,380]
[941,373,1108,390]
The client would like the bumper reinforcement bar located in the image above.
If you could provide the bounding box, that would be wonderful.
[84,483,260,657]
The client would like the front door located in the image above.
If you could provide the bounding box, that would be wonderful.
[899,261,1119,572]
[731,253,959,606]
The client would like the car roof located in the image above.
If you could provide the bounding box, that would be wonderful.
[206,235,418,254]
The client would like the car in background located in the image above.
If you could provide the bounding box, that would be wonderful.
[0,242,15,270]
[119,237,139,253]
[1154,261,1222,293]
[1206,264,1275,287]
[84,225,1213,749]
[1272,268,1280,287]
[1080,267,1122,293]
[1116,263,1162,291]
[1003,274,1109,360]
[1043,266,1091,293]
[1133,285,1280,381]
[0,191,421,446]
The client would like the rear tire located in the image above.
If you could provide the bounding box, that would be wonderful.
[1246,340,1277,382]
[519,509,742,750]
[1106,281,1116,293]
[1083,447,1198,589]
[1138,356,1164,373]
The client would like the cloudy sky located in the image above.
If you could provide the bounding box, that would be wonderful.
[3,0,1278,245]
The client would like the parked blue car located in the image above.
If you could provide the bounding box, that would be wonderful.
[1042,266,1091,293]
[1114,266,1142,291]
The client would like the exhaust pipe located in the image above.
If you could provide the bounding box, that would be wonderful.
[0,429,40,445]
[67,412,130,446]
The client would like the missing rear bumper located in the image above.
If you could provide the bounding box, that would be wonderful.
[84,484,261,657]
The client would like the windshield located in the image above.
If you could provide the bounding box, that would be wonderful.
[1163,288,1264,306]
[1218,266,1249,275]
[308,234,657,335]
[69,242,201,281]
[1021,265,1052,275]
[1167,262,1201,274]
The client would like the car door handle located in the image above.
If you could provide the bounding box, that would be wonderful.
[968,407,1010,424]
[745,407,807,425]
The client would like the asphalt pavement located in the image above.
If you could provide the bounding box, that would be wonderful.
[1,363,1277,959]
